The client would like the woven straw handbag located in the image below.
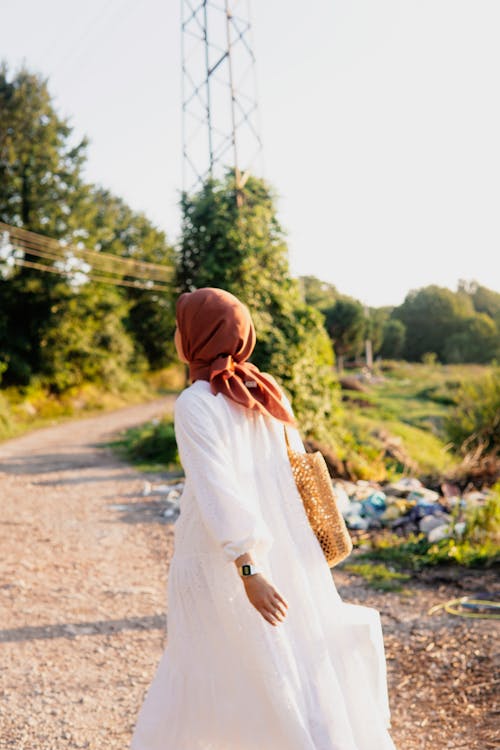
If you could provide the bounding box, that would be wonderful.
[284,425,353,568]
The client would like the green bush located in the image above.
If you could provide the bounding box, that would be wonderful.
[111,417,180,467]
[444,367,500,455]
[39,286,137,393]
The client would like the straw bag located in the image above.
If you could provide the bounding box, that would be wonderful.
[284,425,353,568]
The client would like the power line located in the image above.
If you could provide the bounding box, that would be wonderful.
[9,257,170,292]
[47,0,122,80]
[0,222,175,292]
[9,235,172,283]
[0,222,174,286]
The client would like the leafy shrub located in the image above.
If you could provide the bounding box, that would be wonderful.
[112,417,180,467]
[444,367,500,455]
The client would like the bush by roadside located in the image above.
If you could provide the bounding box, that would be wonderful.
[0,365,185,443]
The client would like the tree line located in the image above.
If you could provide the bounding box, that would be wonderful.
[300,277,500,368]
[1,64,498,442]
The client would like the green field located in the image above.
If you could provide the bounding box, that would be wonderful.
[332,361,494,482]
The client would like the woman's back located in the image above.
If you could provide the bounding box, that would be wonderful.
[172,378,315,569]
[131,287,398,750]
[132,380,396,750]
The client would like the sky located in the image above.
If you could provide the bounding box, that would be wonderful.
[2,0,499,306]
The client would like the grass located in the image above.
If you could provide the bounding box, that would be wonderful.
[341,561,412,592]
[337,362,494,481]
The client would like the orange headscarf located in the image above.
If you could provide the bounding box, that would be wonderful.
[175,287,297,427]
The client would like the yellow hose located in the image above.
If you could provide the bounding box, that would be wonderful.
[427,596,500,619]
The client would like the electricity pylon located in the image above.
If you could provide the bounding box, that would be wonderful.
[181,0,263,203]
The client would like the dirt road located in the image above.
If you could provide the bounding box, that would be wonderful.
[0,400,497,749]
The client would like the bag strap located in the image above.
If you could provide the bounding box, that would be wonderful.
[283,423,291,450]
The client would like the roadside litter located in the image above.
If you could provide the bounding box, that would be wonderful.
[142,481,184,520]
[335,477,493,541]
[141,475,494,540]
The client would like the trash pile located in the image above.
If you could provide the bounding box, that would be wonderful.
[143,476,494,543]
[334,478,492,542]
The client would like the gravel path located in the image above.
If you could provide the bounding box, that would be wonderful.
[0,400,497,749]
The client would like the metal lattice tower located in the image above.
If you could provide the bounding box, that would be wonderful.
[181,0,263,200]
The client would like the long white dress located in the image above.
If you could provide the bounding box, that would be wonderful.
[130,378,398,750]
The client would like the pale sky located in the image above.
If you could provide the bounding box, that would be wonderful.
[2,0,499,306]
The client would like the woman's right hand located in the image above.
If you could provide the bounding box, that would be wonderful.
[243,573,289,626]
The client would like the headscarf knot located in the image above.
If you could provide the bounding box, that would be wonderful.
[211,353,236,381]
[176,287,297,428]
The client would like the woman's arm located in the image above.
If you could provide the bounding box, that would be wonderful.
[174,390,289,626]
[174,392,274,564]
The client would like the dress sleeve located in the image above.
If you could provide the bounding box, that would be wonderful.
[174,392,274,563]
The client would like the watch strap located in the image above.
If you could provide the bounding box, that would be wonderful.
[238,563,262,577]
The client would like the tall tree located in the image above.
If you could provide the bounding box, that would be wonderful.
[72,185,177,369]
[393,285,474,362]
[380,318,406,359]
[177,171,341,439]
[0,64,89,383]
[0,64,177,386]
[0,64,87,235]
[322,298,366,372]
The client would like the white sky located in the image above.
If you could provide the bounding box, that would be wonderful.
[2,0,499,306]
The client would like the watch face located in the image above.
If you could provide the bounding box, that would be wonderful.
[242,564,251,576]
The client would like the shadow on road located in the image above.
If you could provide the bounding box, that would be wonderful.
[0,452,113,476]
[0,614,167,643]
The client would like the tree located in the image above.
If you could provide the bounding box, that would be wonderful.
[392,283,499,363]
[458,280,500,328]
[366,306,391,357]
[298,275,339,311]
[322,298,366,372]
[392,285,474,362]
[72,185,177,369]
[177,171,341,439]
[39,284,136,392]
[380,318,406,359]
[0,64,89,384]
[0,64,87,235]
[0,64,177,387]
[443,313,499,364]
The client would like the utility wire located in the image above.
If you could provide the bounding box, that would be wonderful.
[0,222,174,285]
[9,257,170,292]
[10,238,172,283]
[47,0,120,80]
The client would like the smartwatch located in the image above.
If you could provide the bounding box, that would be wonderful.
[238,563,262,578]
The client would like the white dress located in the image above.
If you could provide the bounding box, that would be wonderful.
[130,378,398,750]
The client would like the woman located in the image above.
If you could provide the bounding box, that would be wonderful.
[130,287,398,750]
